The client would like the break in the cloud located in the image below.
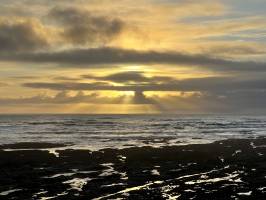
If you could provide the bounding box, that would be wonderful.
[0,0,266,113]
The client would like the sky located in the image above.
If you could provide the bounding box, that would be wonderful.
[0,0,266,114]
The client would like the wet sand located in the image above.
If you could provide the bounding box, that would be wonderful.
[0,139,266,199]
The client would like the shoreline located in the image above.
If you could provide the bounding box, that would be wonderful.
[1,137,265,152]
[1,138,266,199]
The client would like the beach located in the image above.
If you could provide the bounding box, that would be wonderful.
[1,138,266,199]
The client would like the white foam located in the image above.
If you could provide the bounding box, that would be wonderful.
[48,149,59,157]
[250,142,256,148]
[99,163,128,180]
[161,185,180,199]
[237,191,252,196]
[151,169,160,176]
[32,190,48,197]
[162,194,181,199]
[258,187,266,191]
[34,191,48,195]
[118,155,126,162]
[234,178,243,183]
[185,173,239,185]
[101,183,126,188]
[71,169,97,174]
[120,172,128,180]
[186,189,196,193]
[220,184,238,188]
[232,150,242,156]
[175,166,229,181]
[43,173,75,178]
[93,181,164,200]
[39,192,68,200]
[99,163,119,177]
[0,189,22,196]
[200,175,209,179]
[63,178,91,191]
[219,157,225,163]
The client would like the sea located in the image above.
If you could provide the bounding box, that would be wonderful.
[1,114,266,151]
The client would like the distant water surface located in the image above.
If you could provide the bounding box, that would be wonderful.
[1,115,266,150]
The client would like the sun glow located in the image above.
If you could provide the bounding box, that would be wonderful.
[122,91,135,96]
[123,65,148,72]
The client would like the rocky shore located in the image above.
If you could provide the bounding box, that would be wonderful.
[1,138,266,199]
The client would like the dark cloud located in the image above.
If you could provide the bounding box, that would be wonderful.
[153,90,266,114]
[53,76,81,81]
[3,47,266,72]
[170,77,266,92]
[133,91,154,104]
[0,20,48,53]
[0,6,125,54]
[22,76,266,92]
[48,6,124,45]
[81,71,175,83]
[9,76,40,79]
[97,71,150,83]
[202,45,266,56]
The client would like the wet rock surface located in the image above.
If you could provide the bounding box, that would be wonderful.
[0,139,266,199]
